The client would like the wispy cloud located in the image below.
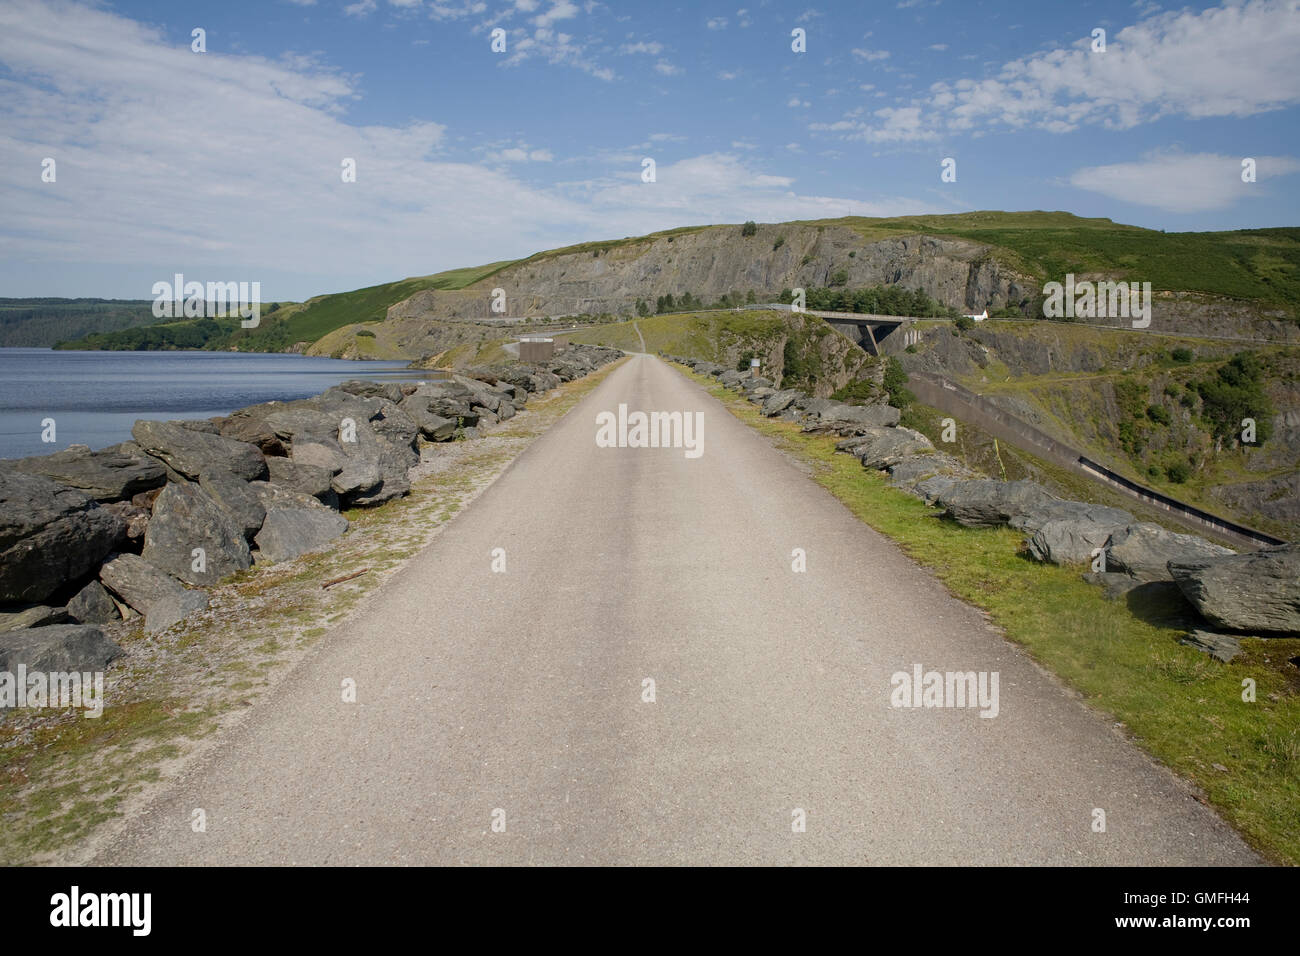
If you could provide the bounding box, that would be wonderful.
[1070,151,1300,212]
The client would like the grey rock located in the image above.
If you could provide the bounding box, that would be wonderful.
[254,507,349,564]
[913,474,962,504]
[1179,629,1243,663]
[1009,500,1134,535]
[0,470,124,604]
[718,370,745,386]
[10,445,165,502]
[937,479,1058,529]
[820,404,901,427]
[1028,518,1121,566]
[144,588,210,635]
[142,482,252,586]
[339,380,405,404]
[1105,523,1234,583]
[849,427,934,470]
[66,579,120,625]
[0,605,70,632]
[1169,543,1300,634]
[199,470,267,539]
[132,420,267,481]
[762,389,803,416]
[0,624,123,675]
[265,457,335,500]
[99,553,188,616]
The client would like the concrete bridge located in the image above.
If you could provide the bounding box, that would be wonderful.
[755,303,921,354]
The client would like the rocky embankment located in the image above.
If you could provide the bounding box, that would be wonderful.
[669,354,1299,662]
[0,344,622,685]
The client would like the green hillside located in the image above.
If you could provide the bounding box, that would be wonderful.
[50,212,1300,354]
[801,212,1300,313]
[0,298,160,347]
[56,261,516,353]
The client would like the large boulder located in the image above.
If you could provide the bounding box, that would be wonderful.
[254,507,349,564]
[99,552,190,616]
[762,390,803,416]
[0,470,124,603]
[1105,523,1234,583]
[1169,544,1300,634]
[845,427,934,471]
[937,480,1057,529]
[820,404,901,427]
[199,470,266,539]
[1009,500,1134,535]
[1020,502,1136,566]
[1028,519,1120,566]
[265,457,335,501]
[0,624,123,675]
[338,380,405,404]
[10,445,165,502]
[66,579,120,625]
[132,420,267,482]
[142,482,252,585]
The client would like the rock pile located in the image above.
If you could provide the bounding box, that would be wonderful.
[667,353,1297,660]
[0,344,622,675]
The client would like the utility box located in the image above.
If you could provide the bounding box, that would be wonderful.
[750,357,761,377]
[519,337,555,363]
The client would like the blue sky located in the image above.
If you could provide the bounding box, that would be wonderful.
[1,0,1298,300]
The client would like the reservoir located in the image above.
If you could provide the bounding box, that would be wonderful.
[0,348,438,460]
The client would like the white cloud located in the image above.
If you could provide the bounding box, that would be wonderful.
[736,8,751,27]
[787,96,810,108]
[620,41,662,54]
[717,70,738,80]
[653,59,681,75]
[796,9,822,22]
[934,0,1300,133]
[0,2,944,297]
[427,1,487,18]
[927,43,947,51]
[1070,151,1300,212]
[851,48,890,61]
[532,0,579,28]
[285,0,317,6]
[344,0,377,15]
[707,17,728,30]
[812,106,937,143]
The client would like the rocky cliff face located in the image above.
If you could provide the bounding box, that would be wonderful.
[387,224,1035,322]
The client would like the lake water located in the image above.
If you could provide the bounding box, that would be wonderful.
[0,349,439,460]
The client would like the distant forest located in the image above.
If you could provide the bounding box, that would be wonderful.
[0,298,163,347]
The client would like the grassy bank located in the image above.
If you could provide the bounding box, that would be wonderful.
[675,363,1300,866]
[0,358,626,864]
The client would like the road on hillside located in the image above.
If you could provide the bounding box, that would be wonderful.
[98,354,1259,865]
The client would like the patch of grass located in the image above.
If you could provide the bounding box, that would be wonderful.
[676,362,1300,865]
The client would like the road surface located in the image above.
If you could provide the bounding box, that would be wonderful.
[98,353,1259,865]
